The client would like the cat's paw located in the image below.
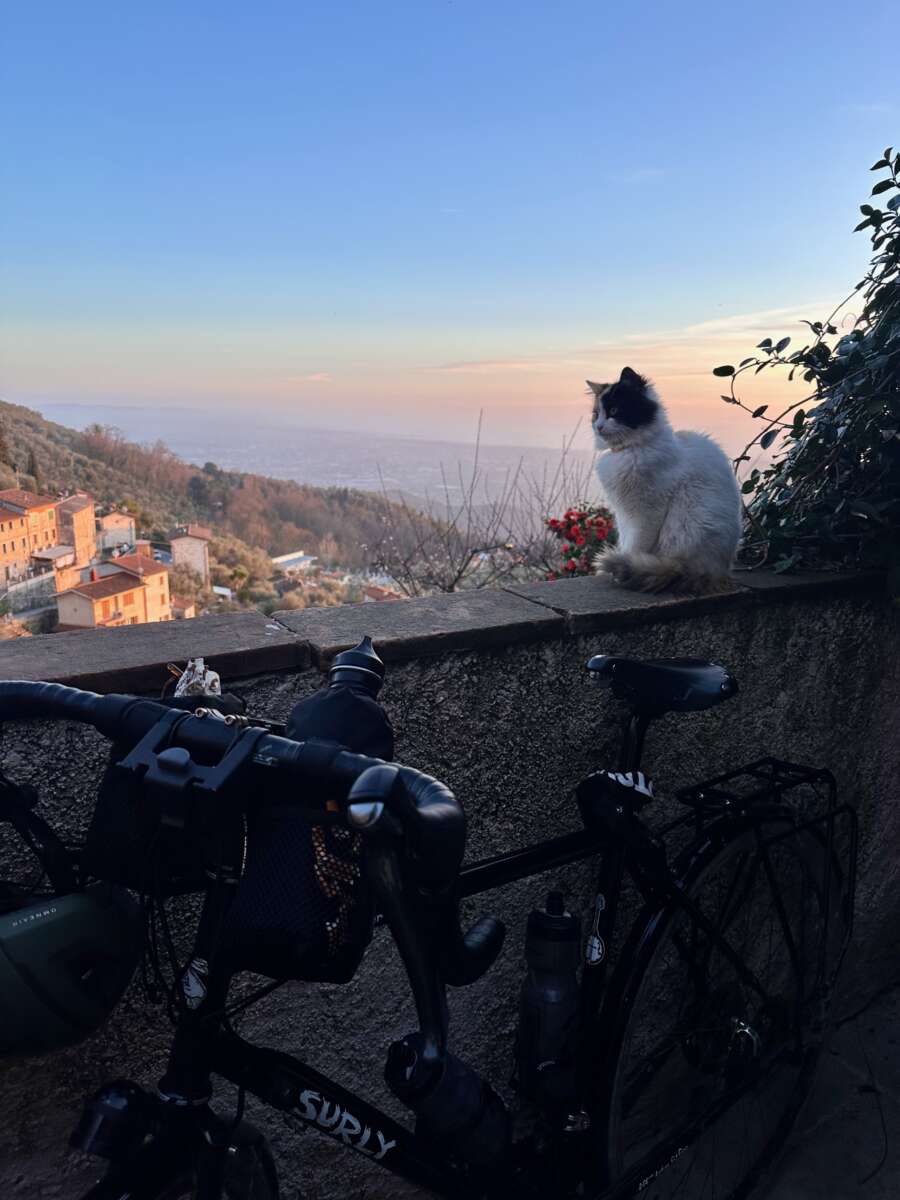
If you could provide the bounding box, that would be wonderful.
[596,550,629,583]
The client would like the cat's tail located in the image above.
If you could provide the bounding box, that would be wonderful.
[597,550,733,596]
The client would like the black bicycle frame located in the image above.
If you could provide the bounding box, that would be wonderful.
[81,723,854,1200]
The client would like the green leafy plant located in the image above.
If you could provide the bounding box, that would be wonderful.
[714,148,900,588]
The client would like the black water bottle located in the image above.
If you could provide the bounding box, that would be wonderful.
[285,636,393,759]
[515,891,581,1110]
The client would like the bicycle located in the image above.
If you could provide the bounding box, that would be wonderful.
[0,647,856,1200]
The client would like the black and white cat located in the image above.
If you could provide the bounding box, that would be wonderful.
[588,368,741,594]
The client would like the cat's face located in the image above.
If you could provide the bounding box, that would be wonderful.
[587,368,659,449]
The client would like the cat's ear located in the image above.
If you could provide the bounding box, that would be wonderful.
[619,366,645,389]
[586,380,604,395]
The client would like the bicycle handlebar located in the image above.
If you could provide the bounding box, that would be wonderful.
[0,680,466,886]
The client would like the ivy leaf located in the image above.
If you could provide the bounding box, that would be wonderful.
[720,394,738,404]
[713,365,735,377]
[774,336,791,353]
[887,194,900,212]
[871,179,895,195]
[752,405,768,418]
[741,479,756,494]
[760,429,779,450]
[870,159,889,170]
[739,357,755,367]
[757,338,773,350]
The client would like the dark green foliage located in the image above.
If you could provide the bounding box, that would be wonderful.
[715,148,900,590]
[26,449,41,491]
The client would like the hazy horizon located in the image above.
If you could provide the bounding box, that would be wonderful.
[2,2,895,449]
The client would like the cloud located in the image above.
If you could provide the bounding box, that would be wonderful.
[301,372,332,383]
[424,302,835,378]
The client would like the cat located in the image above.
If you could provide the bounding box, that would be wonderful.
[587,367,742,594]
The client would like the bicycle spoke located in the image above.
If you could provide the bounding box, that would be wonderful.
[606,819,828,1200]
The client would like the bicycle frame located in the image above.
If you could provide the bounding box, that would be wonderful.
[78,730,857,1200]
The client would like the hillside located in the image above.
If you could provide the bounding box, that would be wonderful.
[0,399,402,572]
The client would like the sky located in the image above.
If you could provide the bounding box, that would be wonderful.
[1,0,896,453]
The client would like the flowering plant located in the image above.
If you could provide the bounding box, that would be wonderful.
[544,503,617,579]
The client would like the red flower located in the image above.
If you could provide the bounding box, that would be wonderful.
[561,542,571,554]
[565,558,577,571]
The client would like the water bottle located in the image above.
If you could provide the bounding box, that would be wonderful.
[285,636,393,759]
[515,891,581,1110]
[386,1033,511,1166]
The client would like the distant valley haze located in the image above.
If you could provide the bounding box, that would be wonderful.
[1,1,894,487]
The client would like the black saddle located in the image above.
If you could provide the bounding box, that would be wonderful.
[587,654,737,715]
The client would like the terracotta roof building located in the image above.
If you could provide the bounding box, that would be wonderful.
[169,525,211,586]
[56,558,172,630]
[0,487,58,562]
[57,493,96,567]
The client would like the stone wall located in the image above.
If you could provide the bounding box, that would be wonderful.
[0,572,897,1199]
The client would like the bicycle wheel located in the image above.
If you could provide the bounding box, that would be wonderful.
[602,809,832,1200]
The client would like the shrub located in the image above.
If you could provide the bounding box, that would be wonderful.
[714,148,900,590]
[544,504,616,578]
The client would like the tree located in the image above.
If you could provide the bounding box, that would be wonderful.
[26,449,41,491]
[713,148,900,589]
[370,416,598,594]
[0,420,12,470]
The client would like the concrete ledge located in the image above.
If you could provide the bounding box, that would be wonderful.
[502,576,747,634]
[503,570,884,635]
[0,571,884,691]
[275,587,565,668]
[0,612,307,692]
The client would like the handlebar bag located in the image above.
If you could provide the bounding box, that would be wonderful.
[81,692,248,897]
[217,684,394,985]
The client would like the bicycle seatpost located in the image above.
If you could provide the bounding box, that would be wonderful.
[619,710,652,773]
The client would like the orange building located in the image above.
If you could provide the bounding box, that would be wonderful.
[56,555,172,630]
[0,489,59,556]
[57,494,96,567]
[0,506,31,583]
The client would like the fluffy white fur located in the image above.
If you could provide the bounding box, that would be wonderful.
[590,376,742,594]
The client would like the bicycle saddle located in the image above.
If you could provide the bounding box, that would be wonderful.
[586,654,737,714]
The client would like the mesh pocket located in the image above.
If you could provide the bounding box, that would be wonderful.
[219,806,373,983]
[218,683,394,983]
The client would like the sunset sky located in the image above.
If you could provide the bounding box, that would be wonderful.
[1,1,896,453]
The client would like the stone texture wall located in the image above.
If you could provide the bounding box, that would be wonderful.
[0,572,897,1199]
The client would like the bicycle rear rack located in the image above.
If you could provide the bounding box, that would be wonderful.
[677,756,858,1001]
[677,757,837,813]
